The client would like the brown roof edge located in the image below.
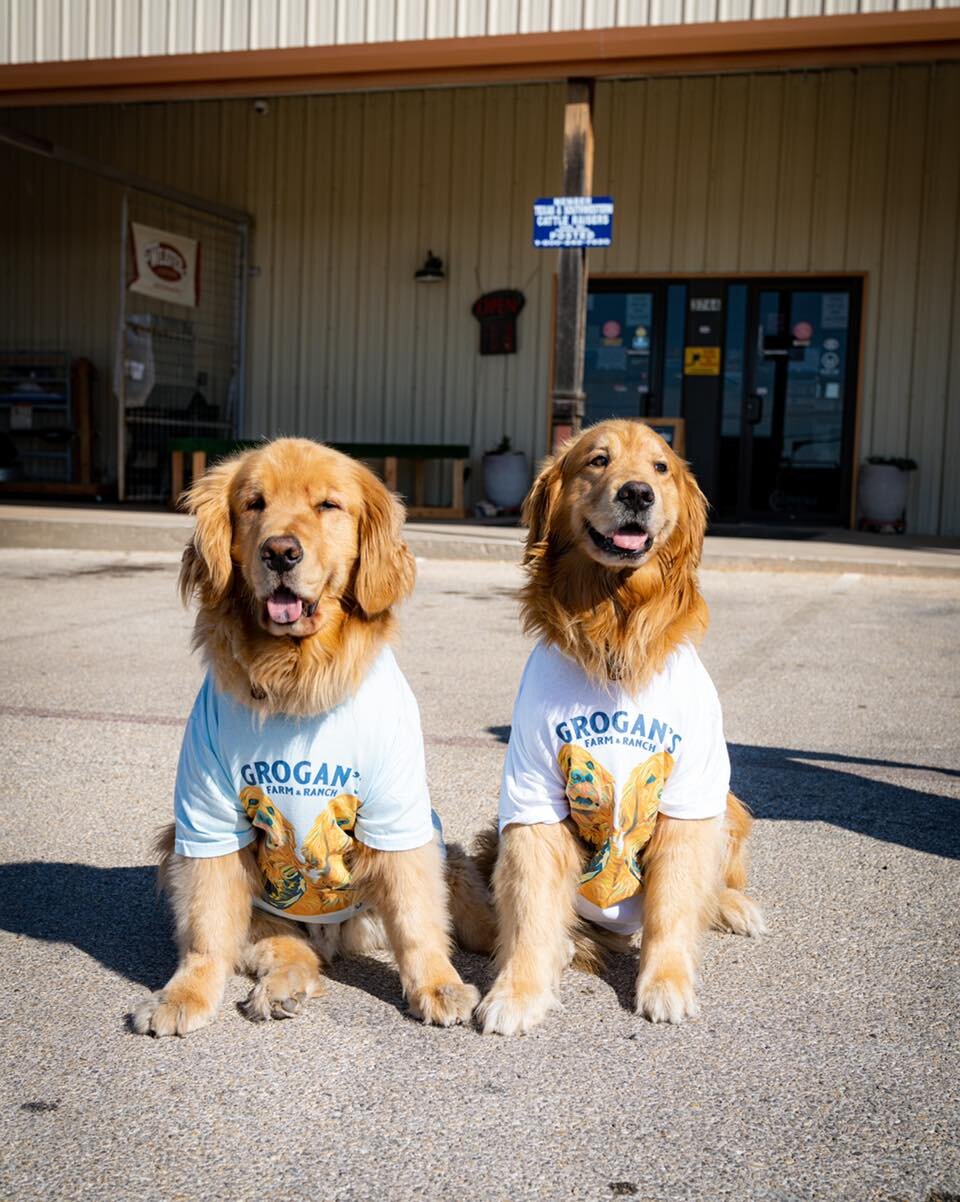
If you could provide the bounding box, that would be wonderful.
[1,10,959,106]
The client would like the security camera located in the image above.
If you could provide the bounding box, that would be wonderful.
[253,99,270,116]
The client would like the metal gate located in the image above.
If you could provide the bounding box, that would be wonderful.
[116,191,247,502]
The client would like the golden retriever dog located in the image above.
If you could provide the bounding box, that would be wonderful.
[475,419,765,1035]
[132,438,492,1036]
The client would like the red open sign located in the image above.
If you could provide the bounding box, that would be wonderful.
[472,290,525,355]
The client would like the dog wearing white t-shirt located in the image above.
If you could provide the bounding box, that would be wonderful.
[476,419,765,1035]
[131,438,492,1036]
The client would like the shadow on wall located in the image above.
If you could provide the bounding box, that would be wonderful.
[0,741,956,991]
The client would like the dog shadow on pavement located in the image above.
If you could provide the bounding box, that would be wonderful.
[489,726,960,861]
[729,744,960,861]
[0,862,176,988]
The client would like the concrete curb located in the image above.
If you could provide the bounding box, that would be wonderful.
[1,508,958,577]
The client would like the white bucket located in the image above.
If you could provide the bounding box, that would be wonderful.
[858,463,909,524]
[483,451,530,510]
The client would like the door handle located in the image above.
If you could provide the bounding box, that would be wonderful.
[745,394,764,425]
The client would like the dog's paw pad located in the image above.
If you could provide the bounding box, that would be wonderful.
[409,981,480,1027]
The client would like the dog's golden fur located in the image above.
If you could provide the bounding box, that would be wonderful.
[476,420,765,1034]
[132,438,487,1036]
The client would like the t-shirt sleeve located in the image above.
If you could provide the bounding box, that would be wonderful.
[658,656,730,821]
[353,666,435,853]
[498,659,569,833]
[173,676,256,858]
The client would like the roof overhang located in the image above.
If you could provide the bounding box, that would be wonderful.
[2,10,959,107]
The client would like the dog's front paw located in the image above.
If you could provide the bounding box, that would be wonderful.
[715,888,767,937]
[635,970,700,1025]
[240,965,324,1023]
[131,989,219,1037]
[477,981,557,1035]
[408,980,480,1027]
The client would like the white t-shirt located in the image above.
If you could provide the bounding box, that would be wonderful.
[174,647,437,924]
[499,640,730,934]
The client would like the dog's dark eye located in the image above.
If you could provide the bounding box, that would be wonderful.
[589,455,609,468]
[654,462,668,475]
[316,500,340,512]
[247,496,266,511]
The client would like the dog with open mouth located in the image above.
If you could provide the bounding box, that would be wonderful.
[131,437,491,1036]
[474,418,765,1035]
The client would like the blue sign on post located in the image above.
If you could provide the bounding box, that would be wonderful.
[532,196,614,249]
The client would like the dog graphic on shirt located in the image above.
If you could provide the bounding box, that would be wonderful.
[240,786,360,917]
[558,746,674,909]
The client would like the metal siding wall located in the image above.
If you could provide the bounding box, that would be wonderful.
[1,67,959,529]
[1,81,563,498]
[4,0,955,60]
[590,67,960,534]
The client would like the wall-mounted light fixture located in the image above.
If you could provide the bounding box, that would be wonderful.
[414,250,445,283]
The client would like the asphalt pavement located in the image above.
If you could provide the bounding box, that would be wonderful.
[0,548,958,1202]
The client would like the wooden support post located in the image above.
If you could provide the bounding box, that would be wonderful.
[383,456,398,493]
[170,451,184,506]
[551,78,594,452]
[451,459,465,518]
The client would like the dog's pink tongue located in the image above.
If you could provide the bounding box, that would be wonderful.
[612,529,648,551]
[267,588,303,625]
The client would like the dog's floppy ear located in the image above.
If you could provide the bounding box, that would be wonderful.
[522,447,567,555]
[666,452,708,573]
[178,453,246,605]
[354,471,415,617]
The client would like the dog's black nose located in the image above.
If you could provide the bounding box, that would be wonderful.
[260,535,303,574]
[616,480,655,512]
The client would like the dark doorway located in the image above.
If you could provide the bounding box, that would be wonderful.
[719,279,862,525]
[582,276,863,527]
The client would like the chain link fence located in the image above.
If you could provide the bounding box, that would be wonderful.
[116,191,247,502]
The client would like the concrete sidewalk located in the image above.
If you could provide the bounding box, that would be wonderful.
[1,501,959,576]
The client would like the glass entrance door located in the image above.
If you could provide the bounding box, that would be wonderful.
[721,279,861,524]
[584,287,661,425]
[580,276,862,526]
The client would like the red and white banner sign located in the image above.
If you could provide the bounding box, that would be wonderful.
[128,222,201,308]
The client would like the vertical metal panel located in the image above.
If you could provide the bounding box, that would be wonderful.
[518,0,554,31]
[909,65,960,533]
[870,67,928,461]
[939,186,960,535]
[808,68,855,270]
[672,76,714,270]
[639,77,681,270]
[394,0,427,37]
[773,73,818,268]
[139,0,168,55]
[704,73,749,272]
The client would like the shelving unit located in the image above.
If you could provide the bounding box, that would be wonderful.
[0,351,74,483]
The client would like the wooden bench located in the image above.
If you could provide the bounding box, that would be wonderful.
[331,442,469,519]
[168,437,469,519]
[168,437,256,503]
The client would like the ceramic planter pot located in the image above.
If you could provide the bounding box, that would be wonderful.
[858,463,909,524]
[483,450,529,510]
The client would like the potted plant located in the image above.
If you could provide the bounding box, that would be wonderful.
[857,455,917,532]
[482,435,529,511]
